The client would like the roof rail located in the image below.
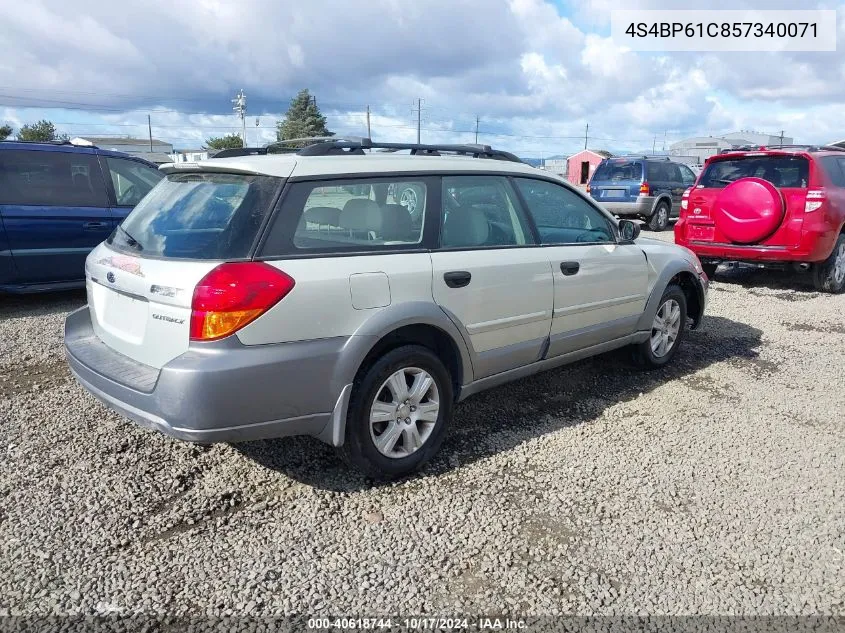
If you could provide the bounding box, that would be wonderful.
[720,144,845,154]
[294,138,524,163]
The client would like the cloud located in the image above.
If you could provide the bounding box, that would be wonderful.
[0,0,843,155]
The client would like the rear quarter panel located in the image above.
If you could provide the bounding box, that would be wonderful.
[0,212,16,284]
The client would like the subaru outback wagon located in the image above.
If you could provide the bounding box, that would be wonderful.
[65,140,708,478]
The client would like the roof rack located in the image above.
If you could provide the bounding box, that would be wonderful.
[720,144,845,154]
[211,147,269,159]
[1,138,99,148]
[293,138,523,163]
[615,154,671,161]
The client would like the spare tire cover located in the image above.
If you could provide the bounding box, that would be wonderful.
[714,177,784,244]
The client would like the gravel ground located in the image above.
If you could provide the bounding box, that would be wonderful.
[1,231,844,623]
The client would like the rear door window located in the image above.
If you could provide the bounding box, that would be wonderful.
[820,156,845,187]
[679,164,697,186]
[592,161,643,182]
[441,176,533,248]
[107,172,281,259]
[700,156,809,189]
[0,149,108,207]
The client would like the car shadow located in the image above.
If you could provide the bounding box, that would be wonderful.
[712,263,819,294]
[233,314,764,492]
[0,289,86,320]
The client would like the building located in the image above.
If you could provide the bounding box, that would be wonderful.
[75,136,174,162]
[540,158,567,177]
[566,149,613,185]
[830,139,845,149]
[670,131,794,165]
[170,149,211,163]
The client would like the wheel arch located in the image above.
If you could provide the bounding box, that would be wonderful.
[637,262,705,331]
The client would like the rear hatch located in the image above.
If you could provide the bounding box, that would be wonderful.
[85,168,286,369]
[684,153,812,246]
[589,159,644,202]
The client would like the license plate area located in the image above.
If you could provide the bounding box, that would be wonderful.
[602,188,626,198]
[92,282,148,344]
[690,225,715,241]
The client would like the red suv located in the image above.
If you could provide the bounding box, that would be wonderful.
[675,146,845,293]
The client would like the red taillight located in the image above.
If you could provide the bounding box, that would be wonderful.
[805,188,825,213]
[585,184,591,193]
[680,187,692,212]
[190,262,295,341]
[639,182,650,195]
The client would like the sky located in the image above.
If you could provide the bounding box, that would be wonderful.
[0,0,844,157]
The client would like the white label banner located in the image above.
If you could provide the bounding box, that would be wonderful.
[611,10,837,52]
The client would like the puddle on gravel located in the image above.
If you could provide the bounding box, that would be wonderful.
[0,359,69,399]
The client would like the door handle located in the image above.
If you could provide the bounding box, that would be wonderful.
[83,221,109,230]
[560,261,580,276]
[443,271,472,288]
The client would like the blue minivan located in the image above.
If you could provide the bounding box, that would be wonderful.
[0,140,163,292]
[587,156,697,231]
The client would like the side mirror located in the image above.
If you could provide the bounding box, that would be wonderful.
[619,219,640,242]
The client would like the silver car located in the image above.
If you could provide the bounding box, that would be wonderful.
[64,140,708,478]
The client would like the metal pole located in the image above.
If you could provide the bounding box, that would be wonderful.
[475,115,479,144]
[366,105,371,139]
[653,136,656,155]
[584,123,588,150]
[147,115,153,152]
[780,130,784,145]
[417,98,421,144]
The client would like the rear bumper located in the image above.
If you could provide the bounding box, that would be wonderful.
[676,219,838,264]
[64,307,355,444]
[594,197,656,217]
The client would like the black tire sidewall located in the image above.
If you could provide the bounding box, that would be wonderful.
[648,202,670,231]
[637,284,687,368]
[813,234,845,294]
[342,345,453,478]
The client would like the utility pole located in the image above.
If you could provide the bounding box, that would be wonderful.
[232,89,247,147]
[584,123,589,150]
[147,114,153,152]
[416,98,422,144]
[662,130,667,152]
[779,130,784,145]
[366,105,372,139]
[653,135,657,155]
[475,115,480,144]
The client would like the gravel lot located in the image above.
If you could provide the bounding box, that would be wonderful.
[1,230,844,623]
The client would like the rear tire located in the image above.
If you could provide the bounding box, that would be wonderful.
[812,234,845,294]
[632,284,687,369]
[647,202,670,232]
[339,345,453,479]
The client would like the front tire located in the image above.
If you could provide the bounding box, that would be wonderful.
[632,284,687,369]
[647,202,670,232]
[339,345,453,479]
[812,234,845,294]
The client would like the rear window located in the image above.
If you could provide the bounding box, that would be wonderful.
[0,149,108,207]
[107,172,280,259]
[700,156,809,189]
[591,160,643,183]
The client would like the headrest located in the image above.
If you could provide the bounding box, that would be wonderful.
[381,204,414,240]
[305,206,341,226]
[442,208,489,247]
[340,198,382,232]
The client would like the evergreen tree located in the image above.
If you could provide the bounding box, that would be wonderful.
[204,133,244,150]
[18,120,66,142]
[0,124,12,141]
[276,89,333,145]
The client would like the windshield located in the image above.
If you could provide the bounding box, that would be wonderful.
[107,172,281,259]
[700,156,809,189]
[592,160,643,183]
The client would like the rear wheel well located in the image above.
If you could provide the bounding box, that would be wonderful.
[669,272,703,328]
[355,324,463,398]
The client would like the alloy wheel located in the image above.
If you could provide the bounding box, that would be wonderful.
[650,298,681,358]
[369,367,439,459]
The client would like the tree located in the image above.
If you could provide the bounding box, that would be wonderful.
[18,120,67,142]
[204,133,244,150]
[0,124,12,141]
[276,89,333,145]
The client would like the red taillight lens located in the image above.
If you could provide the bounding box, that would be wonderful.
[190,262,295,341]
[805,189,825,213]
[639,182,650,195]
[585,184,591,193]
[680,187,692,211]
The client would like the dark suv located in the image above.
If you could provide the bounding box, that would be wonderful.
[0,140,163,292]
[588,156,697,231]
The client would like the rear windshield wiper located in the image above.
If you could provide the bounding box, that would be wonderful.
[117,224,143,251]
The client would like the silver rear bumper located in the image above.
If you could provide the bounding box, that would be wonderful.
[64,307,354,444]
